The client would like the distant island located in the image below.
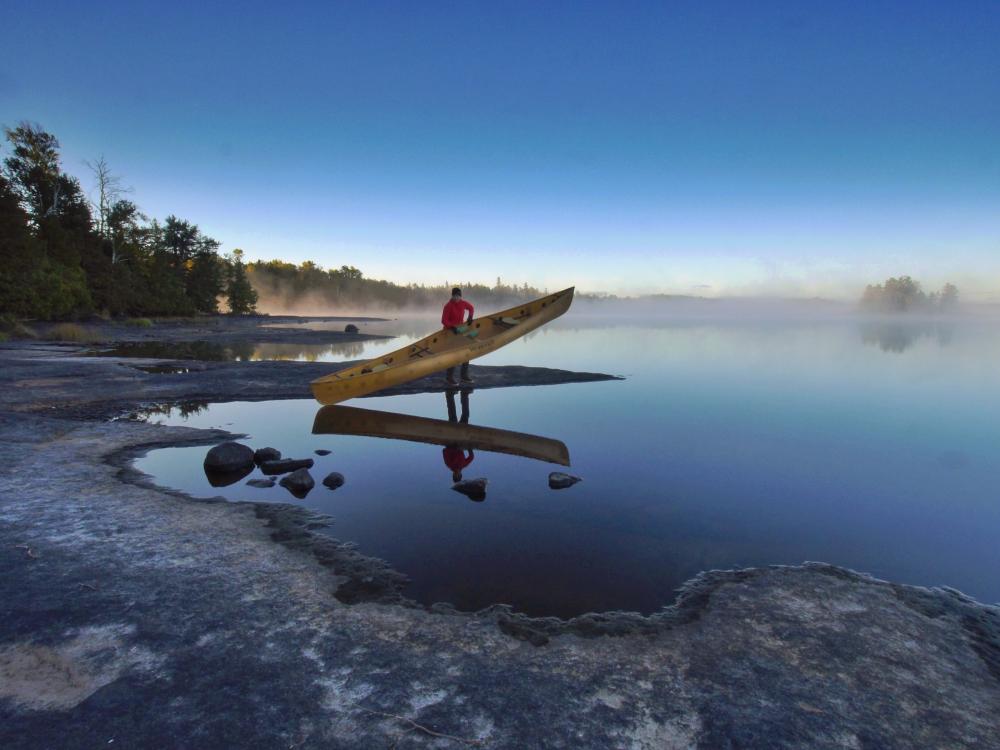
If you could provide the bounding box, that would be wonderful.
[859,276,959,314]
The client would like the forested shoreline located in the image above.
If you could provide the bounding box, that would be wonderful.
[0,122,971,324]
[247,260,545,313]
[0,123,258,319]
[0,122,545,322]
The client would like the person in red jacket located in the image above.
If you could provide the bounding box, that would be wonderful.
[441,287,475,386]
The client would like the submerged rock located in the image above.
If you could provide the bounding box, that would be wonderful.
[345,324,359,333]
[279,468,315,498]
[204,441,255,474]
[549,472,582,490]
[452,478,487,501]
[260,458,314,475]
[322,472,345,490]
[314,449,331,456]
[246,478,276,488]
[204,465,253,487]
[254,447,281,464]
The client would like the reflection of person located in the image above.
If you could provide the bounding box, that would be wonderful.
[443,389,473,481]
[441,287,475,386]
[442,445,474,483]
[445,388,470,424]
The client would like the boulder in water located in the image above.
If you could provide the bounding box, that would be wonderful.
[452,478,487,501]
[204,442,255,474]
[260,458,314,475]
[246,478,276,488]
[345,324,359,334]
[322,472,345,490]
[279,468,315,498]
[254,447,281,465]
[549,472,582,490]
[314,449,332,456]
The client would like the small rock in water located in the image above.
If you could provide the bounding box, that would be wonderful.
[452,478,487,501]
[322,472,345,490]
[279,468,315,498]
[260,458,314,475]
[254,447,281,464]
[314,449,332,456]
[344,323,359,334]
[246,478,276,488]
[549,472,582,490]
[204,442,255,473]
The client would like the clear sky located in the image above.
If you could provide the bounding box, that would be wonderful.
[2,1,998,299]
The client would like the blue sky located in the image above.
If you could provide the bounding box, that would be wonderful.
[2,1,998,298]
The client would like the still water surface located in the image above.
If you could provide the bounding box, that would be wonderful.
[136,317,1000,617]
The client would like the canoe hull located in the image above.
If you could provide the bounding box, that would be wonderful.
[310,287,574,405]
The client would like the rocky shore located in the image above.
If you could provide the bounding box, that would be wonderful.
[1,322,999,748]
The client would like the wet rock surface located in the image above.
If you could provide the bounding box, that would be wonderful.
[452,477,488,501]
[31,314,389,347]
[246,478,276,488]
[0,342,622,421]
[279,468,315,497]
[253,446,281,464]
[322,471,345,490]
[1,340,998,748]
[203,441,254,473]
[549,471,582,489]
[260,457,314,475]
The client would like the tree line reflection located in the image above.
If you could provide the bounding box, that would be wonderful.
[860,321,955,353]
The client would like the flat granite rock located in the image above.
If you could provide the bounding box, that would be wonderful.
[0,343,622,420]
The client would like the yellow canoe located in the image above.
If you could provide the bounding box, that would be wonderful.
[312,404,570,465]
[310,287,575,405]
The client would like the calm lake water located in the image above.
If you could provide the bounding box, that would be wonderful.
[135,316,1000,618]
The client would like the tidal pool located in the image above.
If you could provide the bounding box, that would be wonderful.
[135,316,1000,618]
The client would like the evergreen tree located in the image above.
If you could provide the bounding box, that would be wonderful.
[226,249,258,314]
[2,123,94,316]
[0,172,40,316]
[939,283,959,312]
[186,251,225,313]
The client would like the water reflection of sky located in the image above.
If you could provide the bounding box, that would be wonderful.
[136,319,1000,617]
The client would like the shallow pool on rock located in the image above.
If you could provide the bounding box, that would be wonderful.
[134,317,1000,618]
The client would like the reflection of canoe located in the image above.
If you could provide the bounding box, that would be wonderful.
[310,287,575,405]
[312,405,571,466]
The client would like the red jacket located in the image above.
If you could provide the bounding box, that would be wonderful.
[442,446,474,471]
[442,299,474,328]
